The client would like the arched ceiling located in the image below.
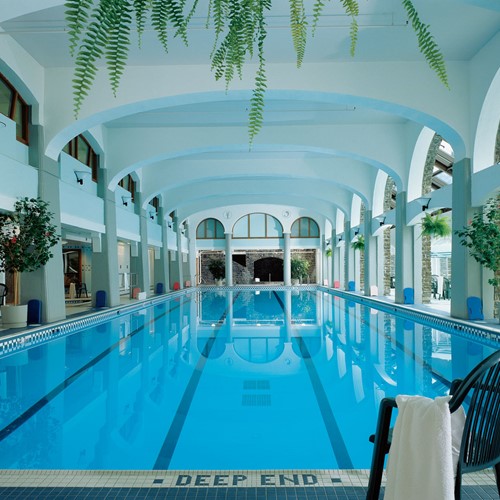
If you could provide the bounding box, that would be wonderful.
[1,0,499,227]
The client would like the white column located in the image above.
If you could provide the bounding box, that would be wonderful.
[451,158,482,319]
[395,191,414,304]
[225,233,233,286]
[176,219,184,288]
[284,232,291,285]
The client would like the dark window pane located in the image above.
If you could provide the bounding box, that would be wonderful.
[77,137,90,165]
[0,78,12,117]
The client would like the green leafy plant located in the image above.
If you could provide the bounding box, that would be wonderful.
[421,211,451,238]
[0,198,59,305]
[456,194,500,287]
[291,257,309,282]
[208,258,225,281]
[65,0,448,143]
[325,246,332,257]
[351,234,364,251]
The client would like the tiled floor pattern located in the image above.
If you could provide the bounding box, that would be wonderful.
[0,470,497,499]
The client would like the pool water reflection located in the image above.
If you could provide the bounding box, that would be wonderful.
[0,289,495,470]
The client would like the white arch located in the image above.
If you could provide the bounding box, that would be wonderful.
[473,67,500,172]
[407,127,436,201]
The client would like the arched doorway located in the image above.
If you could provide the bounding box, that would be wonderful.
[254,257,283,282]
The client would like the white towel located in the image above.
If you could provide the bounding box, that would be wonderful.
[384,395,464,500]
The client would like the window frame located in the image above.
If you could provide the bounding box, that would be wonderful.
[0,72,29,145]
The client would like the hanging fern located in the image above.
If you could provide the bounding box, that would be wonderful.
[133,0,149,47]
[289,0,307,68]
[66,0,94,57]
[66,0,449,141]
[420,211,451,238]
[248,0,270,145]
[106,0,132,97]
[401,0,449,88]
[351,234,365,251]
[71,0,114,117]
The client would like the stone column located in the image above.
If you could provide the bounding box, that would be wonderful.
[23,124,66,321]
[395,191,413,304]
[413,225,423,303]
[451,158,481,319]
[376,233,384,294]
[225,233,233,286]
[344,220,352,290]
[363,210,376,296]
[130,191,150,296]
[283,232,291,285]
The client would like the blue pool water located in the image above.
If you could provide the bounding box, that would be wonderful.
[0,288,496,470]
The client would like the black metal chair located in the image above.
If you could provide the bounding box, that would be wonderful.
[366,350,500,499]
[0,283,7,305]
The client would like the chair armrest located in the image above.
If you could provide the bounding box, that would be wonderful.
[366,398,398,499]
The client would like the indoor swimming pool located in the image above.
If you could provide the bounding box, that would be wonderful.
[0,288,497,471]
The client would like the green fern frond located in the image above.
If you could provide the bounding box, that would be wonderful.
[65,0,94,57]
[106,0,132,97]
[289,0,307,68]
[133,0,150,47]
[248,1,269,146]
[151,0,170,52]
[401,0,449,88]
[311,0,327,36]
[72,0,113,117]
[165,0,189,46]
[341,0,359,56]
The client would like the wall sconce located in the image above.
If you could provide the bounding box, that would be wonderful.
[74,170,91,185]
[338,235,343,242]
[150,214,155,220]
[417,197,431,211]
[167,222,173,229]
[122,195,132,206]
[376,216,386,227]
[354,229,359,236]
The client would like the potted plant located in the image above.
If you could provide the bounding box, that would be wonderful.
[208,258,226,286]
[291,257,309,285]
[0,197,59,327]
[421,211,451,238]
[456,194,500,318]
[351,234,365,251]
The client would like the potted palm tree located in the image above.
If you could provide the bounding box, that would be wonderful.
[291,257,309,285]
[351,234,365,251]
[456,194,500,318]
[0,198,59,327]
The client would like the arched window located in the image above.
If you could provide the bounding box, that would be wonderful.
[63,134,99,182]
[0,72,29,144]
[233,213,283,238]
[118,174,136,202]
[197,218,225,239]
[149,196,160,211]
[291,217,319,238]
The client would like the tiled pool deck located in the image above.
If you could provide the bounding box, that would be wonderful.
[0,469,497,499]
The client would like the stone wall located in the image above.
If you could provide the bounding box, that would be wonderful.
[199,249,317,284]
[421,134,442,303]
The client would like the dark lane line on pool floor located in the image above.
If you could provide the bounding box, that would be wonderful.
[153,292,241,470]
[272,291,354,469]
[0,298,188,444]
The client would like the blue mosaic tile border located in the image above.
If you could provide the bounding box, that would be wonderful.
[0,288,194,359]
[319,286,500,347]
